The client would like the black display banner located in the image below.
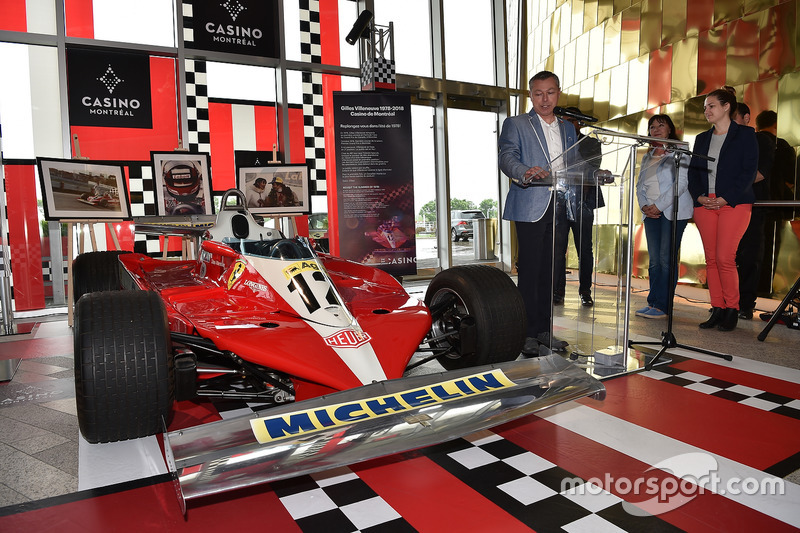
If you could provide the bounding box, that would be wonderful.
[333,92,416,277]
[184,0,280,58]
[66,48,153,129]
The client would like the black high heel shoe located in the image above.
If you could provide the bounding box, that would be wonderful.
[699,307,724,329]
[717,308,739,331]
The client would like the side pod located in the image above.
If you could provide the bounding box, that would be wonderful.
[165,354,605,514]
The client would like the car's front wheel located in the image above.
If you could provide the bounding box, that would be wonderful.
[424,265,526,369]
[74,290,174,443]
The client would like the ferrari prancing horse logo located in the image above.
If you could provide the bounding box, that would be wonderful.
[227,260,247,289]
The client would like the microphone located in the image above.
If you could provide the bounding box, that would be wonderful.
[554,106,598,123]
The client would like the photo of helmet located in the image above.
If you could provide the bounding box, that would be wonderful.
[162,160,201,199]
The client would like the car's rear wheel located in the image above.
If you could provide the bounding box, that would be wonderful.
[73,250,132,303]
[74,290,174,443]
[425,265,526,369]
[451,228,460,242]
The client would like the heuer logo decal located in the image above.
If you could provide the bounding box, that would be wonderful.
[283,260,320,280]
[227,260,247,289]
[323,329,371,349]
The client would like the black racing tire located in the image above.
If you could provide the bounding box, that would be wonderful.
[80,193,90,200]
[73,250,133,303]
[74,290,174,443]
[424,265,526,370]
[451,228,460,242]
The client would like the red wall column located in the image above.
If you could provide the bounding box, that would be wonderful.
[5,164,46,310]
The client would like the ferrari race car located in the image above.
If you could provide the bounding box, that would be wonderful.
[72,189,604,512]
[76,185,121,209]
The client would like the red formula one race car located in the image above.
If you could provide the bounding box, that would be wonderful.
[72,189,604,512]
[76,184,121,209]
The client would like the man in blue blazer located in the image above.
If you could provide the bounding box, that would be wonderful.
[499,71,577,356]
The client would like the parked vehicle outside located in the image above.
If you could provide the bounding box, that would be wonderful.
[450,209,486,242]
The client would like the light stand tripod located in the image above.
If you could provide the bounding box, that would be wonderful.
[628,144,732,369]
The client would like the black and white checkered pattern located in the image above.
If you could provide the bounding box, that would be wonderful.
[361,57,396,90]
[425,431,681,532]
[299,0,326,194]
[271,467,414,532]
[184,58,211,154]
[645,366,800,421]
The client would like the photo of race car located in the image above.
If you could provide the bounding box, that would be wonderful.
[71,189,604,512]
[75,184,121,209]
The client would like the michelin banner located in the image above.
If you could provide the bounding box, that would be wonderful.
[333,92,416,277]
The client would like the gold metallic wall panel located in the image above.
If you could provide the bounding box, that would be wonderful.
[758,2,797,78]
[551,5,563,52]
[614,0,632,15]
[777,70,800,145]
[742,77,779,119]
[697,27,729,94]
[588,24,605,76]
[726,16,761,85]
[604,14,622,70]
[560,3,573,49]
[662,0,688,47]
[639,0,663,55]
[671,36,698,101]
[583,0,599,33]
[572,0,586,38]
[681,94,708,139]
[598,0,615,24]
[579,77,597,114]
[593,69,612,121]
[714,0,746,27]
[563,39,577,88]
[574,32,591,81]
[745,0,778,17]
[627,54,649,114]
[524,0,800,291]
[620,5,641,63]
[609,62,629,118]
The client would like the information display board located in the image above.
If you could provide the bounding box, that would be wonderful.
[333,92,416,277]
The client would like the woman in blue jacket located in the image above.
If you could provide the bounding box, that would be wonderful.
[635,114,693,319]
[688,89,758,332]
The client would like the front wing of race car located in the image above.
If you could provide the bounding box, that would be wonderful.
[165,353,605,514]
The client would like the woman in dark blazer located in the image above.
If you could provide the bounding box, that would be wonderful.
[688,88,758,332]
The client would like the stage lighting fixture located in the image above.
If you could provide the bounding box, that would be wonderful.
[345,9,373,45]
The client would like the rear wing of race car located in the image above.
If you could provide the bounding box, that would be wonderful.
[165,353,605,514]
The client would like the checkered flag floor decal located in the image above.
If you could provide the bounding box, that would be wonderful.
[423,431,682,532]
[645,366,800,421]
[272,467,414,532]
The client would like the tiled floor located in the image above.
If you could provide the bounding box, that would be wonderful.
[1,273,799,531]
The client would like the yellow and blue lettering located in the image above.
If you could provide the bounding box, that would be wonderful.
[334,403,369,422]
[400,388,437,408]
[313,408,336,427]
[366,396,405,415]
[430,384,462,400]
[467,373,506,392]
[261,412,316,440]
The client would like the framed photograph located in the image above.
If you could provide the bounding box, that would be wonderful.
[237,164,311,216]
[151,152,213,216]
[36,157,131,220]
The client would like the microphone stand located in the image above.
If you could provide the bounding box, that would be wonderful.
[628,144,733,369]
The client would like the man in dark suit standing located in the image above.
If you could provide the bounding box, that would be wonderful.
[553,108,604,307]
